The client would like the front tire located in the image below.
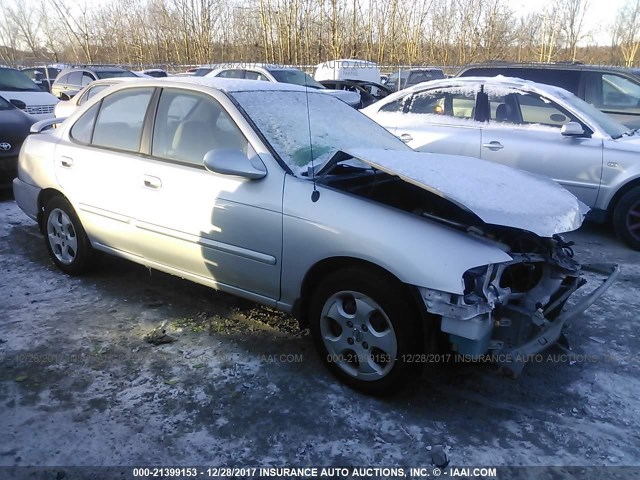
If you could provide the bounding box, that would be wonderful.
[613,186,640,251]
[309,267,423,394]
[43,196,94,275]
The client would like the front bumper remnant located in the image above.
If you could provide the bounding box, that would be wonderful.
[497,263,620,376]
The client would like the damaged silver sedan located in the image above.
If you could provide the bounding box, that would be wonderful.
[13,77,618,393]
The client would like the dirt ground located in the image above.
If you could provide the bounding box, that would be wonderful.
[1,188,639,476]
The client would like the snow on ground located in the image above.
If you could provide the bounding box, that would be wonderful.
[1,192,639,473]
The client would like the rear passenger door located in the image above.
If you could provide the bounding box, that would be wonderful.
[54,87,156,254]
[382,86,482,157]
[134,88,284,300]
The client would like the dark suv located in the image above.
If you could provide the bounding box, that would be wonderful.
[457,62,640,128]
[51,66,137,99]
[385,68,446,91]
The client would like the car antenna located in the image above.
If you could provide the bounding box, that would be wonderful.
[304,71,320,202]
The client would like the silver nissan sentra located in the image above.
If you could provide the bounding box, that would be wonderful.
[13,77,618,394]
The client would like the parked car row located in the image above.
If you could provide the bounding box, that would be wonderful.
[0,93,36,187]
[5,60,640,253]
[12,77,618,394]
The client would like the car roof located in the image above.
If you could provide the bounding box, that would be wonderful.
[85,77,146,86]
[458,62,635,75]
[59,66,132,74]
[388,75,573,100]
[107,76,312,94]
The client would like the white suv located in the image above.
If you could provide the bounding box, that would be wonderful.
[0,67,58,119]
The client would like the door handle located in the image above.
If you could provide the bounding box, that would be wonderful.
[482,141,504,151]
[59,156,74,168]
[399,133,413,143]
[143,175,162,189]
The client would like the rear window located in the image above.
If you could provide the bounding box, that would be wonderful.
[95,70,137,79]
[268,69,325,89]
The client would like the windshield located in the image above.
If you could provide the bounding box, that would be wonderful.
[232,90,409,173]
[0,68,40,92]
[96,70,137,79]
[554,88,630,138]
[268,69,325,89]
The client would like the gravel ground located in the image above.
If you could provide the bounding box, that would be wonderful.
[1,189,639,476]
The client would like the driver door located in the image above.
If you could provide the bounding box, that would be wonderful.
[479,86,603,206]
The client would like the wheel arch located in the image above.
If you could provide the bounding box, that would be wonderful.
[294,256,426,329]
[606,177,640,221]
[37,188,67,233]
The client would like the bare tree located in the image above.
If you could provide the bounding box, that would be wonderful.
[559,0,589,61]
[612,0,640,67]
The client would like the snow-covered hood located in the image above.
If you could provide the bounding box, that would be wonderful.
[344,148,588,237]
[320,88,361,106]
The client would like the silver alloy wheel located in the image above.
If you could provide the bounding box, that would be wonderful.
[320,290,398,381]
[46,208,78,265]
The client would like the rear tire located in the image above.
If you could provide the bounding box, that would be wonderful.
[613,186,640,251]
[43,196,94,275]
[309,267,423,395]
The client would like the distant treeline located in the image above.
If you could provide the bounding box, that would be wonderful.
[1,0,639,69]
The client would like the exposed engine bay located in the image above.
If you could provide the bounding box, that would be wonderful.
[318,164,619,375]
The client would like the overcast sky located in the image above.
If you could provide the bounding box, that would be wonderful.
[515,0,627,45]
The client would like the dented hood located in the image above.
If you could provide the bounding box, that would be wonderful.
[343,148,588,237]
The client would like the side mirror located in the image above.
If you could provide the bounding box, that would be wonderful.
[9,99,26,110]
[59,91,78,101]
[561,121,585,137]
[203,149,266,180]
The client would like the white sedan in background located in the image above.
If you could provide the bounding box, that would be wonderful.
[54,77,145,118]
[363,76,640,250]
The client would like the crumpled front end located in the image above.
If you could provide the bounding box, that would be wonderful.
[419,235,619,375]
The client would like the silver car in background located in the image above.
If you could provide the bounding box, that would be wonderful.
[13,78,617,394]
[363,77,640,250]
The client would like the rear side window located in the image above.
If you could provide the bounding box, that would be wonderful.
[244,71,269,81]
[91,88,154,152]
[217,70,245,79]
[585,72,640,113]
[379,97,407,113]
[81,73,94,86]
[408,88,476,119]
[66,71,82,86]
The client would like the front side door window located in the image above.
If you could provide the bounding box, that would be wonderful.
[585,72,640,114]
[488,90,578,128]
[151,88,248,165]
